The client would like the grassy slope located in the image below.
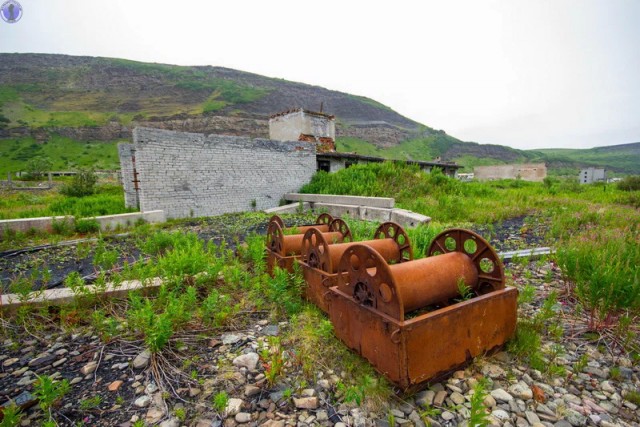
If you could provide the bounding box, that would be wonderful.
[0,136,121,173]
[336,137,639,175]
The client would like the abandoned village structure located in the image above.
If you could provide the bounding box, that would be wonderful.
[119,109,461,219]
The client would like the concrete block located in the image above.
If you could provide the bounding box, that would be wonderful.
[359,206,392,222]
[142,210,166,223]
[264,202,311,214]
[390,208,431,228]
[313,203,361,219]
[0,216,72,236]
[0,278,163,312]
[285,193,394,209]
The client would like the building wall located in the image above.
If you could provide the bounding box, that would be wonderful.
[579,168,606,184]
[474,163,547,182]
[117,143,138,209]
[269,111,335,142]
[126,127,316,218]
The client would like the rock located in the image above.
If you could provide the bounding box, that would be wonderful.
[301,388,316,397]
[483,363,506,378]
[491,388,514,402]
[134,395,152,408]
[52,357,67,368]
[408,411,425,427]
[526,411,541,425]
[563,409,586,427]
[160,418,180,427]
[509,382,533,400]
[225,398,244,416]
[600,381,615,394]
[2,358,19,367]
[195,419,216,427]
[260,421,285,427]
[450,391,465,405]
[244,385,261,397]
[70,376,83,385]
[145,406,165,424]
[261,325,279,336]
[133,350,151,369]
[415,390,435,407]
[492,410,510,421]
[189,388,201,397]
[293,396,319,409]
[434,390,447,406]
[441,411,455,421]
[222,333,242,345]
[12,367,28,376]
[146,382,158,394]
[316,410,329,422]
[317,379,331,390]
[532,384,547,403]
[235,413,251,423]
[484,395,497,408]
[29,354,56,367]
[80,361,98,375]
[108,380,123,391]
[232,353,259,370]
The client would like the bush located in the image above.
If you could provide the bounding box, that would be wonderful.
[74,218,100,234]
[617,176,640,192]
[60,169,98,197]
[24,156,52,180]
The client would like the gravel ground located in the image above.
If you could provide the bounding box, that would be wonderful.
[1,214,638,427]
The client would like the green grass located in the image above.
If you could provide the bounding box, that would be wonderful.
[0,136,120,174]
[0,184,132,219]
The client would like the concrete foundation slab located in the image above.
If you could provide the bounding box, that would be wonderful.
[390,208,431,227]
[264,202,311,215]
[0,216,71,236]
[285,193,394,209]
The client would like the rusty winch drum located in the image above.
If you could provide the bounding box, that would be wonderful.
[266,217,351,275]
[297,222,413,312]
[269,213,334,235]
[328,228,518,388]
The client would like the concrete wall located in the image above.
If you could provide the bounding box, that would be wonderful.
[269,110,335,142]
[129,127,316,219]
[474,163,547,182]
[118,143,139,209]
[579,168,606,184]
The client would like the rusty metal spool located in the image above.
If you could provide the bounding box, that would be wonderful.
[301,222,413,274]
[267,218,351,257]
[336,228,504,321]
[268,213,334,235]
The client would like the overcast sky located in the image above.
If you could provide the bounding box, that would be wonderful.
[1,0,639,150]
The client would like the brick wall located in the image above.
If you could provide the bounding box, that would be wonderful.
[117,143,138,209]
[126,127,316,219]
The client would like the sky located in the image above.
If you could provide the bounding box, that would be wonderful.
[1,0,639,150]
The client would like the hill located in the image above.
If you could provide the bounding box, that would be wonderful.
[0,53,637,175]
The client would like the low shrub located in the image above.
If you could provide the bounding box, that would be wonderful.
[617,175,640,192]
[74,218,100,234]
[59,169,97,197]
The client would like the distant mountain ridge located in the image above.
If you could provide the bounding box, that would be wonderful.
[0,53,637,175]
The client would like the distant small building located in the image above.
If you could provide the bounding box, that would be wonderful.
[579,167,606,184]
[474,163,547,182]
[457,173,474,182]
[316,152,461,177]
[269,109,336,152]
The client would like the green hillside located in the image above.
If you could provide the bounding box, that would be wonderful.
[336,137,639,175]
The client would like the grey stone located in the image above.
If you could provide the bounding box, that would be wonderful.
[450,391,465,405]
[244,385,261,397]
[233,353,259,370]
[133,349,151,369]
[225,398,244,416]
[441,411,455,421]
[222,333,242,345]
[491,388,514,402]
[492,410,511,421]
[564,410,586,427]
[525,411,541,425]
[261,325,279,336]
[159,418,180,427]
[434,390,447,407]
[509,382,533,400]
[416,390,435,407]
[600,381,615,394]
[293,396,319,409]
[134,395,152,408]
[145,406,165,424]
[80,361,97,375]
[484,395,497,408]
[483,364,506,378]
[235,413,251,423]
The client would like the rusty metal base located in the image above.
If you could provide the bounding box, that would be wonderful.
[327,287,518,389]
[266,249,298,276]
[297,260,343,313]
